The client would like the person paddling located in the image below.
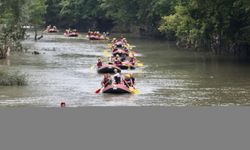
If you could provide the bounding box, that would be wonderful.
[124,74,133,88]
[102,74,112,87]
[113,69,121,84]
[114,55,122,67]
[97,58,103,68]
[130,73,135,85]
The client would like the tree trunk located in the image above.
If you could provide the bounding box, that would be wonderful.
[34,25,38,41]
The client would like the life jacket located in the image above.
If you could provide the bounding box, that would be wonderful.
[129,58,136,65]
[97,61,102,68]
[114,60,122,66]
[124,78,132,87]
[102,78,111,87]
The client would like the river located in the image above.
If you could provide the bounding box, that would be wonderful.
[0,32,250,107]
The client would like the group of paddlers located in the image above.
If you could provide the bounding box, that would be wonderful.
[44,25,110,39]
[96,36,141,94]
[87,30,109,40]
[101,70,135,89]
[45,25,58,33]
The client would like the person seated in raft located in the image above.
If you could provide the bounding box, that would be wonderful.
[114,55,122,67]
[124,74,133,88]
[53,26,57,30]
[124,47,129,53]
[129,56,137,66]
[112,38,117,44]
[121,38,128,45]
[120,53,127,62]
[97,58,103,68]
[113,69,121,84]
[102,74,112,87]
[88,29,91,36]
[115,41,123,48]
[112,48,118,53]
[65,28,71,34]
[48,25,52,29]
[130,73,135,86]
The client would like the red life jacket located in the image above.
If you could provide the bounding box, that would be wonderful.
[97,61,102,68]
[114,60,122,66]
[102,78,110,87]
[124,78,132,86]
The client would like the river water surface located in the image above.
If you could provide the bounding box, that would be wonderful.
[1,33,250,107]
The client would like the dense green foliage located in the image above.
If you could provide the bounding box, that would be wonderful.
[0,0,46,58]
[1,0,250,56]
[159,0,250,55]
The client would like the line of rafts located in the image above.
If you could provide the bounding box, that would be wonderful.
[44,25,109,40]
[95,37,142,95]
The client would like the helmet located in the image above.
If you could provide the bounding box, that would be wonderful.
[125,74,130,78]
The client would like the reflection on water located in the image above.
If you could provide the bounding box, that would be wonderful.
[0,33,250,107]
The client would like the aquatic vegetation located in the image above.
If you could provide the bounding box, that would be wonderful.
[0,71,28,86]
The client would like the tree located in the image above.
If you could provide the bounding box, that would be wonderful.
[27,0,47,41]
[0,0,27,58]
[159,0,250,54]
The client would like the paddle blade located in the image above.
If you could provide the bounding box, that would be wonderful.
[137,63,144,67]
[104,50,112,57]
[129,87,141,95]
[90,65,95,70]
[95,88,102,94]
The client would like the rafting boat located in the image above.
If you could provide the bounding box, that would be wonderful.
[97,64,121,74]
[112,49,129,56]
[88,35,108,40]
[102,84,131,94]
[64,31,79,37]
[48,28,58,33]
[118,61,136,70]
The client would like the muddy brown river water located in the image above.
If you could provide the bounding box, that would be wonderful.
[0,32,250,107]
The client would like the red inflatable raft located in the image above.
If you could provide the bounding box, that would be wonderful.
[48,28,58,33]
[102,84,131,94]
[97,64,121,74]
[64,32,79,37]
[88,35,108,40]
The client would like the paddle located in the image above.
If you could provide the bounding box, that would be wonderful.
[90,65,96,70]
[95,86,103,94]
[136,59,144,67]
[137,62,144,67]
[129,87,141,95]
[103,50,112,57]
